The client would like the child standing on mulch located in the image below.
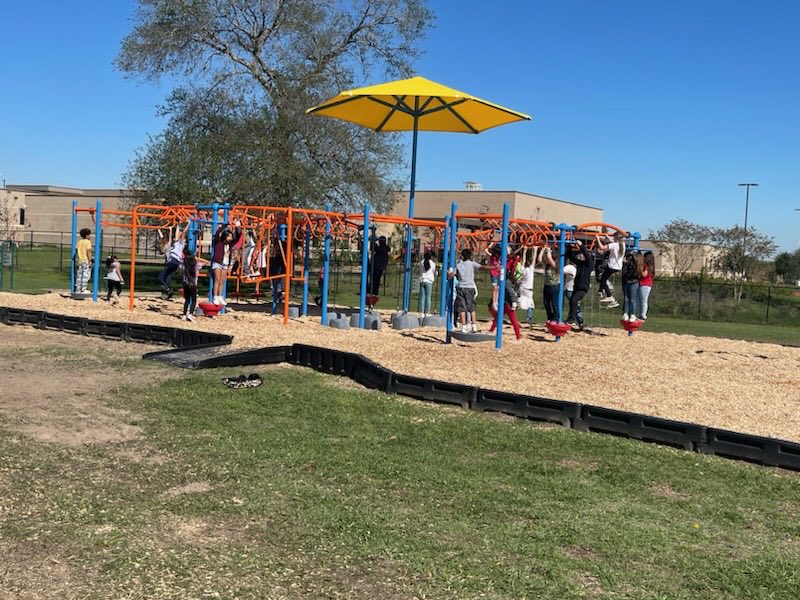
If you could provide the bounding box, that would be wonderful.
[449,248,492,333]
[75,228,92,293]
[180,247,207,321]
[105,255,124,305]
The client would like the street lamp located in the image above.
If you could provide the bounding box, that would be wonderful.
[737,182,758,277]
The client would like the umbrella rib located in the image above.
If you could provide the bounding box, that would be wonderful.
[374,96,409,132]
[306,95,362,114]
[427,97,478,133]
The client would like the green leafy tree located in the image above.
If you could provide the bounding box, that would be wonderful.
[117,0,433,209]
[773,249,800,284]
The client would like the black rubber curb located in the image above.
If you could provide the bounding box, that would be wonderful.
[2,306,797,472]
[0,305,232,348]
[164,341,800,472]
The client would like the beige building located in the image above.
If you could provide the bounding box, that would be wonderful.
[390,189,603,226]
[639,240,724,278]
[5,185,134,248]
[0,188,28,241]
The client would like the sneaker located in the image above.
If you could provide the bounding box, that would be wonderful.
[220,296,227,306]
[600,296,615,304]
[214,296,223,305]
[629,314,637,322]
[622,313,629,321]
[607,301,620,309]
[180,314,188,321]
[186,314,195,322]
[471,323,478,333]
[461,324,469,333]
[166,287,175,299]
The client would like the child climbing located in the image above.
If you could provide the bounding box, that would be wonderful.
[488,262,523,342]
[596,232,625,308]
[157,223,188,299]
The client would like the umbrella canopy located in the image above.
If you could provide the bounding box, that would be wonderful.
[305,76,530,133]
[306,75,531,313]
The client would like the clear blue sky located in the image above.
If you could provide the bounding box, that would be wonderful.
[2,0,799,252]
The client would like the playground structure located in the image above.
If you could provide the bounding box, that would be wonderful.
[70,200,640,349]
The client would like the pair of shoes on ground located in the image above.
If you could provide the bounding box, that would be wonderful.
[460,323,479,333]
[180,313,195,322]
[222,373,263,389]
[213,295,227,306]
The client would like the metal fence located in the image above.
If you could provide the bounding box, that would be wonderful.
[647,276,800,326]
[5,236,800,326]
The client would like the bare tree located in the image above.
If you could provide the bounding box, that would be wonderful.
[648,219,713,279]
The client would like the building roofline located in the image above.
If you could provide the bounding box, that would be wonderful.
[397,189,602,211]
[7,184,131,196]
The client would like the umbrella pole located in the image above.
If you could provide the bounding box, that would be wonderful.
[402,105,420,313]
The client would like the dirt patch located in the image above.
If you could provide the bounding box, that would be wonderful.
[565,545,601,561]
[557,459,600,471]
[648,482,689,500]
[0,326,178,447]
[160,481,214,499]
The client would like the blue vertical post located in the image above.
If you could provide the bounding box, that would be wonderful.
[301,224,311,317]
[402,105,420,314]
[554,224,570,342]
[209,203,219,303]
[91,199,102,302]
[556,224,567,324]
[438,216,451,317]
[632,231,641,251]
[358,205,370,329]
[445,202,458,344]
[221,204,230,312]
[321,204,332,326]
[70,200,77,293]
[495,203,510,350]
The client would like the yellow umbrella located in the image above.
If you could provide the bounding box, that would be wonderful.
[306,75,531,133]
[306,75,531,310]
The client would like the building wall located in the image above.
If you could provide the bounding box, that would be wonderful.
[390,190,603,226]
[6,185,134,247]
[0,188,28,240]
[639,240,724,278]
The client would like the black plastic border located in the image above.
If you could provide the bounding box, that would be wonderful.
[0,305,232,349]
[2,307,797,472]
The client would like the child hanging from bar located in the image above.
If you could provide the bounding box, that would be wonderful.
[488,261,523,342]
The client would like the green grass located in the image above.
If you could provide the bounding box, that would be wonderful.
[2,363,798,598]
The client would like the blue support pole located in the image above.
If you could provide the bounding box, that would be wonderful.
[632,231,641,251]
[91,199,102,302]
[70,200,77,293]
[209,203,219,304]
[321,204,332,326]
[402,105,420,313]
[220,204,230,313]
[445,202,458,344]
[301,223,311,317]
[556,224,567,324]
[495,203,510,350]
[438,215,451,317]
[358,205,370,329]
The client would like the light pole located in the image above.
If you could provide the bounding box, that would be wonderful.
[737,182,758,276]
